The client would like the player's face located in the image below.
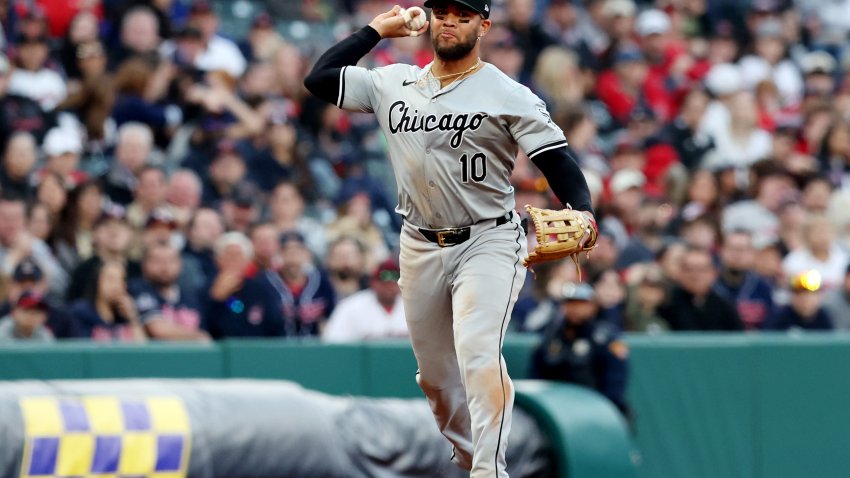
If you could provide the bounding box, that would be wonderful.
[429,3,489,61]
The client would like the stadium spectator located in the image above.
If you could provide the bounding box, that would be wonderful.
[0,52,54,150]
[27,203,55,245]
[51,180,103,274]
[244,108,323,199]
[583,226,620,280]
[658,245,743,330]
[0,291,54,342]
[103,122,155,206]
[240,11,287,63]
[66,203,139,302]
[0,198,67,297]
[800,175,834,213]
[817,118,850,189]
[667,169,721,237]
[596,45,673,126]
[601,168,646,250]
[204,231,284,338]
[531,46,583,110]
[185,0,247,78]
[664,89,713,172]
[765,271,834,330]
[322,258,406,342]
[616,196,672,270]
[0,257,78,338]
[127,165,169,230]
[592,268,626,327]
[775,195,806,252]
[481,25,524,82]
[110,6,162,68]
[0,132,38,201]
[58,40,115,150]
[181,208,223,300]
[714,230,776,330]
[699,63,744,147]
[782,214,849,291]
[33,0,104,39]
[530,282,629,415]
[39,126,86,188]
[541,0,594,62]
[324,235,369,300]
[553,104,607,177]
[59,11,101,81]
[35,171,68,217]
[220,181,261,234]
[722,160,794,248]
[263,230,335,337]
[247,222,281,274]
[737,18,802,108]
[69,260,147,342]
[130,243,208,341]
[326,191,390,272]
[700,91,772,173]
[268,181,326,258]
[165,169,203,228]
[270,40,307,102]
[200,140,248,208]
[137,208,179,260]
[624,263,669,332]
[8,33,67,111]
[678,214,719,251]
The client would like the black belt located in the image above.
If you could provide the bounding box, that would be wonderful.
[418,212,512,247]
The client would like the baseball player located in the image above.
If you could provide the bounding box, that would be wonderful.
[304,1,595,476]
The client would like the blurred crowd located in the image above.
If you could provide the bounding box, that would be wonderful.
[1,0,850,363]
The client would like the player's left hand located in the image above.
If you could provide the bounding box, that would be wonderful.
[368,5,429,39]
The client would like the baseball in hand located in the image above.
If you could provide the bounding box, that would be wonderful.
[401,6,427,35]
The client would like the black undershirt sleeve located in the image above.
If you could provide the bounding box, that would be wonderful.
[530,145,594,215]
[303,26,382,105]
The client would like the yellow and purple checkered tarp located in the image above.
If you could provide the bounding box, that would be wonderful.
[18,396,191,478]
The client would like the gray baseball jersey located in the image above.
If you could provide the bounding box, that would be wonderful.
[338,62,567,228]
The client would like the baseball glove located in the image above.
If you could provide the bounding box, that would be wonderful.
[523,204,598,279]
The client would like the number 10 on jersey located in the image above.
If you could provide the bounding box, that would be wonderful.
[459,152,487,183]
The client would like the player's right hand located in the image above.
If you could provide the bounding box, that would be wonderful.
[368,5,429,39]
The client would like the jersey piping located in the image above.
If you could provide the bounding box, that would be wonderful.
[337,66,347,108]
[527,139,569,159]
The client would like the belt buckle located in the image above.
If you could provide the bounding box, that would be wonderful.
[436,229,460,247]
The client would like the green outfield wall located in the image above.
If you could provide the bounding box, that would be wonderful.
[0,333,847,478]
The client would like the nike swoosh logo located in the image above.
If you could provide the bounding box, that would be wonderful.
[402,80,416,86]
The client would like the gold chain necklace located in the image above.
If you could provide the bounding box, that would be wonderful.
[429,57,481,83]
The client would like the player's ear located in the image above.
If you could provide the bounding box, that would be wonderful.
[478,19,491,37]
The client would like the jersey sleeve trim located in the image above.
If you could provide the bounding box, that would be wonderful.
[337,66,347,108]
[527,139,569,159]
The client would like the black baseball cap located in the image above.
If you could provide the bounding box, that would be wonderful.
[279,230,306,246]
[424,0,491,18]
[229,181,258,209]
[13,257,43,282]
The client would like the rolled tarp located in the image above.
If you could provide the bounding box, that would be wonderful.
[0,379,553,478]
